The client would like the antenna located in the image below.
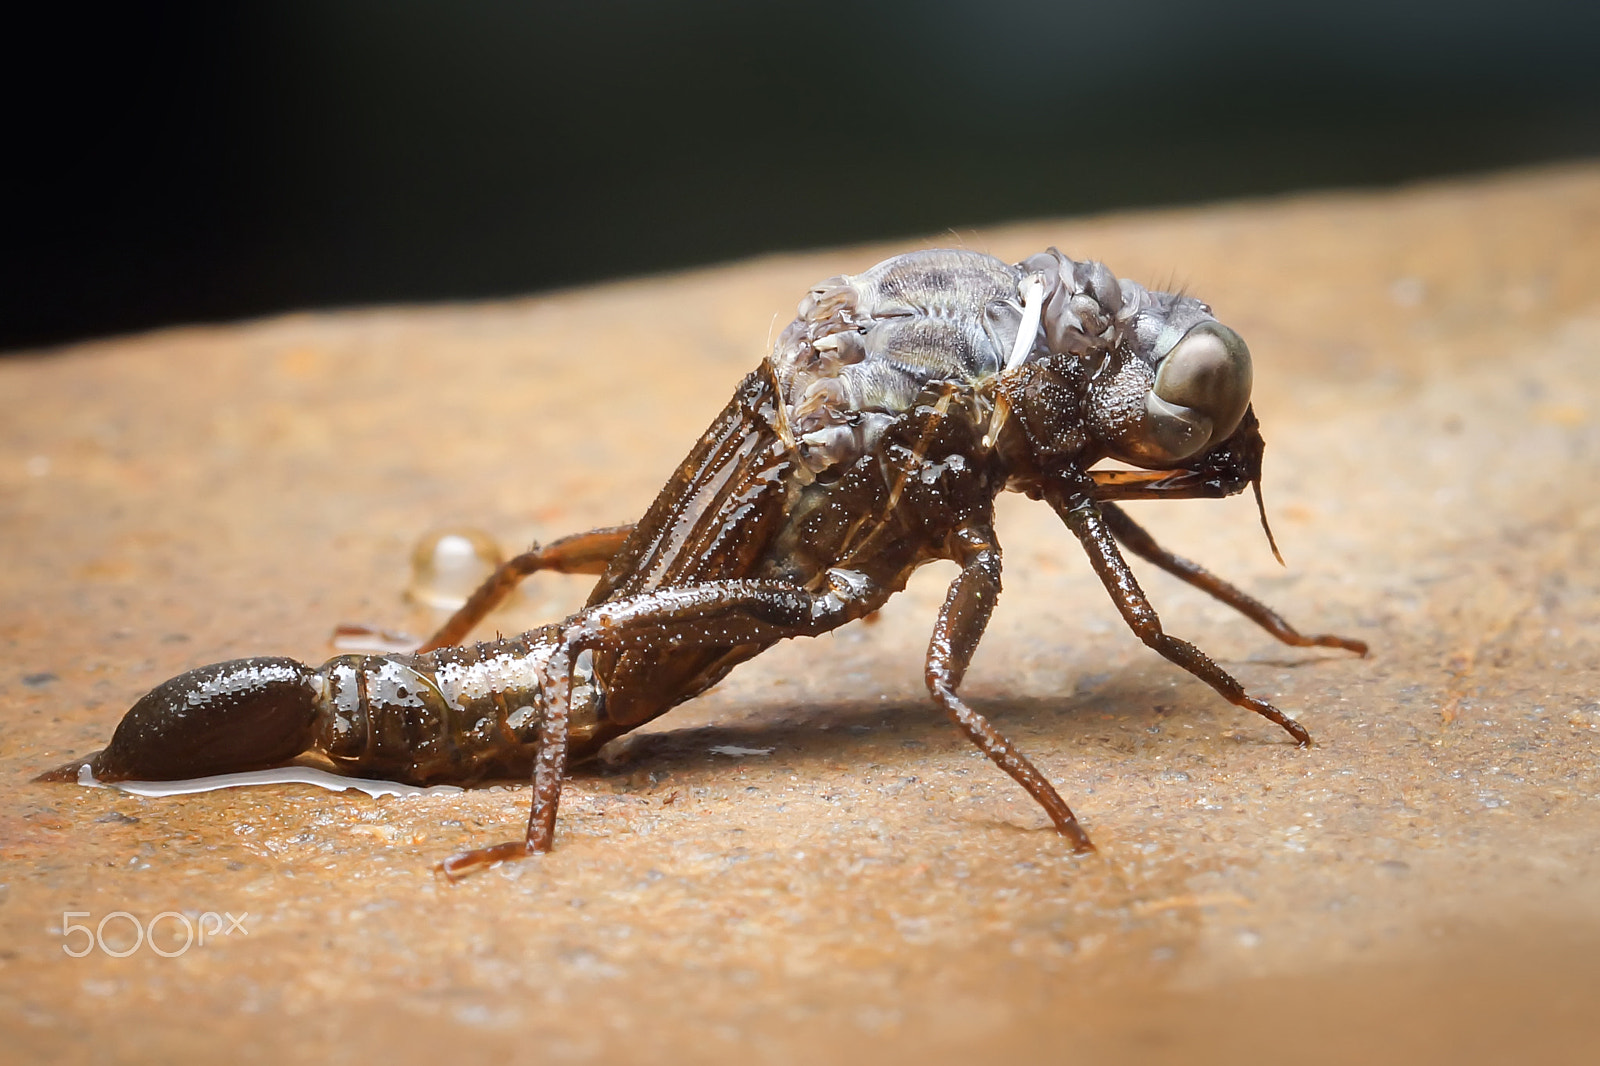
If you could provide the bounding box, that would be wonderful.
[1252,478,1285,566]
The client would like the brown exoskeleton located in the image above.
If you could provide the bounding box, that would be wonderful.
[41,248,1365,878]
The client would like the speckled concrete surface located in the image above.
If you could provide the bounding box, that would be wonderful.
[3,165,1599,1064]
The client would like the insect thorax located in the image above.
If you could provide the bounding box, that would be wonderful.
[770,249,1025,474]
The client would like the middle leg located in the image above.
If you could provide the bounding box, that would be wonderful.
[926,524,1094,852]
[418,525,635,652]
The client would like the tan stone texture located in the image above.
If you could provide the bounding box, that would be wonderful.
[3,164,1599,1063]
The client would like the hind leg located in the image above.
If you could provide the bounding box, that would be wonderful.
[436,570,890,879]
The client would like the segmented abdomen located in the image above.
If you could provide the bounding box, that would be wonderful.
[310,626,584,785]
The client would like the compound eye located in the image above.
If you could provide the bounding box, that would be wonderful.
[1141,321,1252,461]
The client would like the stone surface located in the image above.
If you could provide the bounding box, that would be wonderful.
[3,164,1599,1064]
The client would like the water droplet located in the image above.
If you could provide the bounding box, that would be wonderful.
[1388,276,1426,308]
[406,528,503,609]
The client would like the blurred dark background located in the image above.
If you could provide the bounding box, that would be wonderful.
[7,0,1600,352]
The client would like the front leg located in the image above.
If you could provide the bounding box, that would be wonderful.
[437,569,889,879]
[1100,502,1366,656]
[927,525,1094,851]
[1049,489,1311,746]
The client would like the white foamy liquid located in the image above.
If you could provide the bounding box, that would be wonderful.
[76,762,464,798]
